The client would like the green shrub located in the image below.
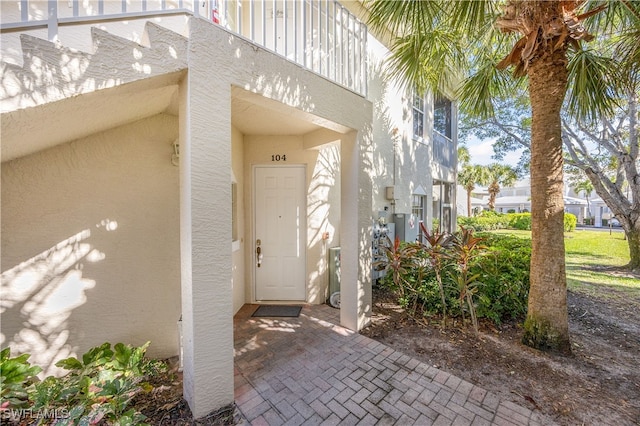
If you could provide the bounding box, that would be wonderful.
[473,233,531,323]
[378,229,531,328]
[1,342,171,425]
[24,342,157,425]
[564,213,577,232]
[508,213,531,230]
[457,211,510,231]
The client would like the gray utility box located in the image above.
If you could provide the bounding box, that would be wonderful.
[393,213,418,242]
[328,247,341,306]
[372,222,395,281]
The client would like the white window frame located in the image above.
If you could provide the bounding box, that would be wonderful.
[412,91,425,139]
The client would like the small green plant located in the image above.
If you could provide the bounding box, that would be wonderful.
[418,222,454,326]
[564,213,577,231]
[0,347,42,409]
[30,342,153,425]
[377,236,419,301]
[447,227,486,333]
[506,212,577,232]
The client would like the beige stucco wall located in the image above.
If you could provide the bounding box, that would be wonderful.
[243,136,341,305]
[367,35,434,219]
[1,114,180,376]
[231,125,245,314]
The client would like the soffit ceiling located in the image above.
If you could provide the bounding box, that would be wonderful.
[1,78,346,163]
[230,86,351,136]
[1,72,183,162]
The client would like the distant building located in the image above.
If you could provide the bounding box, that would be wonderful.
[472,178,588,220]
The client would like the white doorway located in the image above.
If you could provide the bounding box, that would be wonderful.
[254,166,307,301]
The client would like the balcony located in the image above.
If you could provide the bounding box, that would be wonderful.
[0,0,367,96]
[433,131,455,169]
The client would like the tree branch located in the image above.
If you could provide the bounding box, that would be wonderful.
[491,118,531,148]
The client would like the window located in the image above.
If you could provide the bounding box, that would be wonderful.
[433,181,454,233]
[434,97,452,139]
[413,92,425,139]
[412,194,426,242]
[412,194,425,223]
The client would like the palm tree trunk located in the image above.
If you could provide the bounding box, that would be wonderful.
[522,43,571,354]
[467,189,472,217]
[488,189,497,211]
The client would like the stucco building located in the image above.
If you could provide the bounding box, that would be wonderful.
[1,0,457,417]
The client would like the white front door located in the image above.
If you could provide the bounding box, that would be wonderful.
[254,166,306,301]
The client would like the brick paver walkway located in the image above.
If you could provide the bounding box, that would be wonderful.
[234,304,552,425]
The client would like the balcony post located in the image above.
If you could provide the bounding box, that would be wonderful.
[47,0,58,41]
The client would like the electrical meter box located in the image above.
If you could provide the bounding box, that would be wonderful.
[394,213,418,242]
[372,222,395,281]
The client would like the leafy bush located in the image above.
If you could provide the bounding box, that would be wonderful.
[564,213,577,232]
[39,342,152,424]
[505,212,576,232]
[378,229,531,328]
[508,213,531,230]
[0,342,162,425]
[473,233,531,323]
[0,348,42,409]
[457,211,510,231]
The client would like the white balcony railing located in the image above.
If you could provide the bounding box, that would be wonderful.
[0,0,367,96]
[215,0,367,96]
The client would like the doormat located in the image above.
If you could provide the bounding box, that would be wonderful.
[252,305,302,318]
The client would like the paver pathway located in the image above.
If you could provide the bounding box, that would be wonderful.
[234,304,553,425]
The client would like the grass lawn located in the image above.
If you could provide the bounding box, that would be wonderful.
[490,229,637,299]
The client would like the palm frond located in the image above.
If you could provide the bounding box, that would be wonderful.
[581,0,628,32]
[386,28,465,95]
[566,47,621,122]
[613,20,640,86]
[445,0,501,38]
[458,50,519,120]
[364,0,443,37]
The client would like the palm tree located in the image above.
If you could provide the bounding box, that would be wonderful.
[485,163,518,211]
[573,179,594,220]
[365,0,639,353]
[458,164,487,216]
[457,146,471,166]
[457,146,485,216]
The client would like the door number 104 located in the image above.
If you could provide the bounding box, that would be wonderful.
[271,154,287,161]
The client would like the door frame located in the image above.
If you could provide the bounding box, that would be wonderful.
[251,164,307,302]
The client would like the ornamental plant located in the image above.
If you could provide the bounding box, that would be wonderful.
[0,341,164,425]
[0,347,42,409]
[377,228,531,330]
